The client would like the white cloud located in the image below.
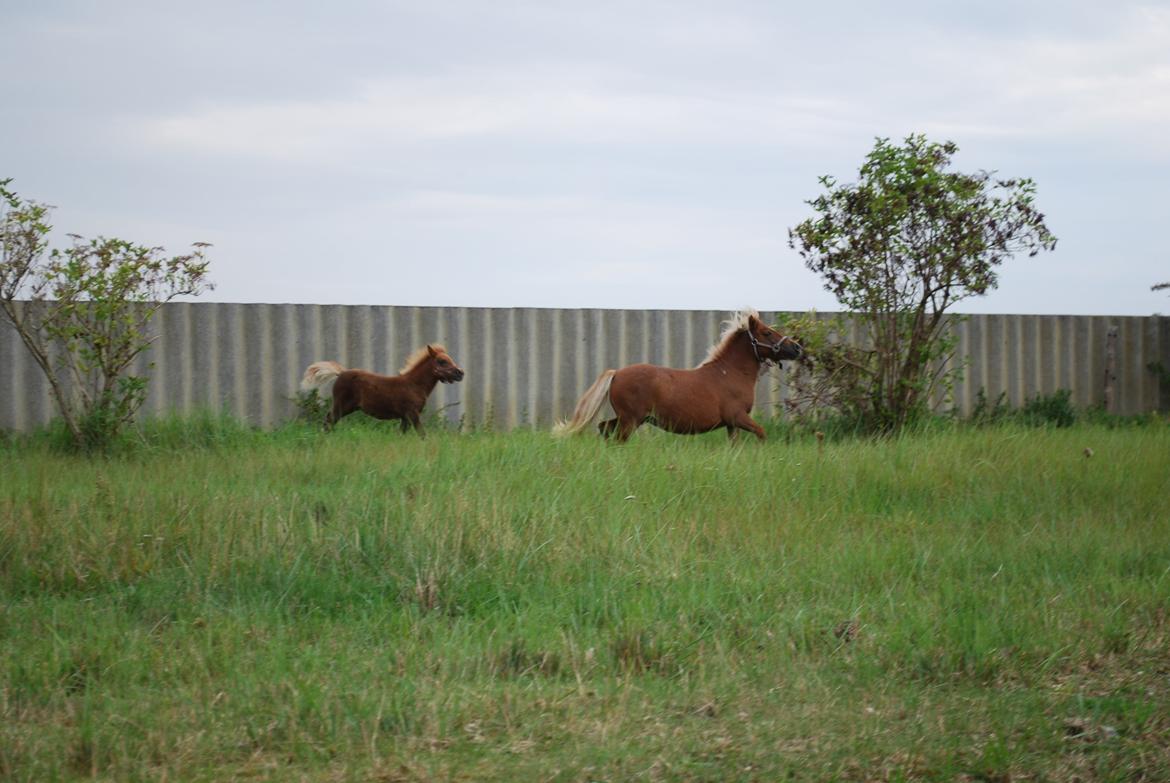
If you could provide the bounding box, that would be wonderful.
[905,5,1170,150]
[126,1,1170,168]
[126,66,863,162]
[348,189,786,255]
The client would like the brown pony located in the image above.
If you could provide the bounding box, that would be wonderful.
[300,344,464,435]
[553,309,801,442]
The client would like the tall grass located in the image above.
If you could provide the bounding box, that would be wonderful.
[2,418,1168,780]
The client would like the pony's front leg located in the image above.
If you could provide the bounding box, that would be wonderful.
[405,410,425,438]
[731,412,766,442]
[327,393,357,431]
[324,402,341,432]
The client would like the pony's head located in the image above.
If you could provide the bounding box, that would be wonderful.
[745,313,802,364]
[426,344,465,384]
[400,343,465,383]
[701,307,803,369]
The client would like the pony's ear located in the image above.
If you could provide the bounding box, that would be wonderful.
[746,314,761,330]
[427,345,438,357]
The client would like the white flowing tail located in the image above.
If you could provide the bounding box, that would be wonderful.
[553,370,616,437]
[300,360,346,397]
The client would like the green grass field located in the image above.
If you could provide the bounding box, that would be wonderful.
[2,418,1169,781]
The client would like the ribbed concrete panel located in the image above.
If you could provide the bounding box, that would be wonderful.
[0,305,22,428]
[1,304,1167,432]
[1162,317,1170,412]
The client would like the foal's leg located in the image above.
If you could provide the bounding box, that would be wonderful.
[598,418,618,439]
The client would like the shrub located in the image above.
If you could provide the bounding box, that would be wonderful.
[1019,389,1076,428]
[788,135,1056,431]
[1,179,213,452]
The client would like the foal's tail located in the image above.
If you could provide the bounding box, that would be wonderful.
[553,369,616,437]
[300,360,346,397]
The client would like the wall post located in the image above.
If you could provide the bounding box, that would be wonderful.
[1103,325,1119,414]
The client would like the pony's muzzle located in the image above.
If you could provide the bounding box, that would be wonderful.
[779,338,803,359]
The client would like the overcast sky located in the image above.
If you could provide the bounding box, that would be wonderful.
[3,1,1168,315]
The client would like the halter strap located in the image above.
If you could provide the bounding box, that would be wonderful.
[746,330,802,365]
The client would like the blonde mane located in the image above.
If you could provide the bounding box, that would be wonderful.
[698,308,759,367]
[399,343,447,374]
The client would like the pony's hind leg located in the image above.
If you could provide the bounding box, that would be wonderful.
[609,397,647,443]
[615,415,640,443]
[598,418,618,438]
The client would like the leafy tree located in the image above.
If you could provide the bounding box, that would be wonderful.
[787,135,1057,431]
[1,179,213,450]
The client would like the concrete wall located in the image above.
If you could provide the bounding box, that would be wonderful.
[2,303,1167,432]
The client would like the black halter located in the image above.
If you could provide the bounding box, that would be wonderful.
[746,330,798,365]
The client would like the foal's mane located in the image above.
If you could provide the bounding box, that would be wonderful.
[399,343,447,374]
[697,308,758,367]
